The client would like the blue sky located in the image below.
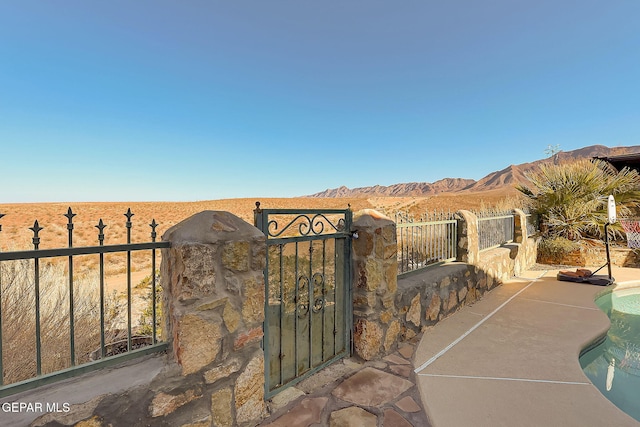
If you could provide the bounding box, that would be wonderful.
[1,1,639,203]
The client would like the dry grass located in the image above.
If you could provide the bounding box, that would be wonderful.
[0,191,523,277]
[0,199,368,252]
[0,190,522,251]
[369,188,524,217]
[1,260,126,384]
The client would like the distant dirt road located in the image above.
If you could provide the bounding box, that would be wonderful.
[104,271,150,295]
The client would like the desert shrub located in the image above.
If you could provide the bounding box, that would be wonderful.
[0,260,125,385]
[478,195,528,213]
[537,236,582,261]
[137,272,163,338]
[517,159,640,241]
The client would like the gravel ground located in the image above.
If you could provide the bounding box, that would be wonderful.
[529,262,582,271]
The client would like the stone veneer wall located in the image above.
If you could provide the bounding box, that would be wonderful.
[351,208,539,360]
[351,210,400,361]
[538,243,640,268]
[397,209,538,344]
[159,211,268,426]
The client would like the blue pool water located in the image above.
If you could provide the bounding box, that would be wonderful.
[580,285,640,422]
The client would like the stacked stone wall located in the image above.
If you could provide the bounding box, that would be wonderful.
[395,234,538,340]
[353,208,539,357]
[159,211,267,426]
[396,263,496,340]
[351,210,400,361]
[538,243,640,268]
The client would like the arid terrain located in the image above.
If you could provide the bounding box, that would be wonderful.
[0,190,522,281]
[3,142,637,287]
[4,143,637,253]
[0,190,522,252]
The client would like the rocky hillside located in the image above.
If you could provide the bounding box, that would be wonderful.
[462,145,640,192]
[308,145,640,197]
[309,178,475,198]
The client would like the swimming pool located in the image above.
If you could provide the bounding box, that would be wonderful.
[580,284,640,422]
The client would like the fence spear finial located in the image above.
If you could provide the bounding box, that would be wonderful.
[65,207,76,246]
[30,220,43,249]
[64,207,76,223]
[150,219,158,242]
[125,208,134,223]
[96,219,106,245]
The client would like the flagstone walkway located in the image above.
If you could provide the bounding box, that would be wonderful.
[257,339,431,427]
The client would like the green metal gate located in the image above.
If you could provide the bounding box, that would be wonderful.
[254,204,352,398]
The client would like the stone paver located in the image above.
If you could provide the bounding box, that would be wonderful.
[296,359,362,394]
[395,396,421,413]
[383,409,413,427]
[331,367,413,406]
[365,360,387,370]
[389,364,412,378]
[398,344,414,359]
[257,344,431,427]
[267,386,305,412]
[262,397,328,427]
[383,353,411,365]
[329,407,377,427]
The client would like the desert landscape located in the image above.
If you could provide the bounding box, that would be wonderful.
[0,190,521,251]
[2,143,638,273]
[0,189,521,296]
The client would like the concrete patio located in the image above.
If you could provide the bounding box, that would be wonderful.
[414,266,640,426]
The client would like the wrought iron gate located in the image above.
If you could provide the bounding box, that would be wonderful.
[254,204,352,398]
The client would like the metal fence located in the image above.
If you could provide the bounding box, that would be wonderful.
[525,212,539,237]
[0,208,169,397]
[396,211,457,275]
[476,210,515,251]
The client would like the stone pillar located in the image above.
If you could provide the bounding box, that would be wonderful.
[513,209,528,243]
[455,210,479,264]
[161,211,267,425]
[351,209,399,360]
[515,209,540,269]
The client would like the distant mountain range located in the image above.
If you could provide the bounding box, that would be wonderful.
[307,145,640,197]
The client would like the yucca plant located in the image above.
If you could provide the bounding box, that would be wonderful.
[517,159,640,241]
